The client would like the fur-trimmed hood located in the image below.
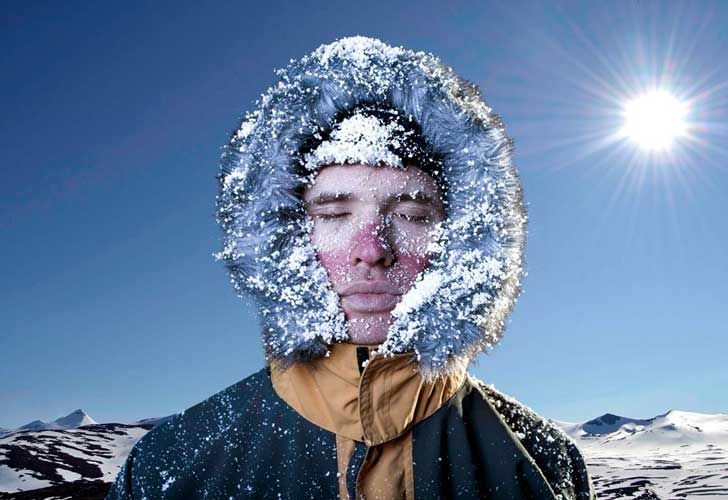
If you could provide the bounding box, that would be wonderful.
[214,36,527,379]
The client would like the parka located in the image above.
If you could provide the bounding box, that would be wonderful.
[106,36,596,500]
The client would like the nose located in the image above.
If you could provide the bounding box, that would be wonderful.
[349,220,395,268]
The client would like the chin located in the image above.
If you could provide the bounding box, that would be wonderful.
[348,331,389,345]
[345,314,391,345]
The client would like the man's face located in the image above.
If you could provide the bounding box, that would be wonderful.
[303,163,445,344]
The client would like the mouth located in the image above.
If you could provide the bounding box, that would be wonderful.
[341,293,401,313]
[339,281,402,313]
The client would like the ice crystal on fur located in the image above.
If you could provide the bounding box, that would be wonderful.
[214,35,526,378]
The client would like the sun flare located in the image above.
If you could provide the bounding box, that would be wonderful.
[621,90,689,151]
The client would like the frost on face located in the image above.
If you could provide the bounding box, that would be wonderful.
[214,35,526,377]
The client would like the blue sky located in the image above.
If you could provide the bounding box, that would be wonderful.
[2,1,727,428]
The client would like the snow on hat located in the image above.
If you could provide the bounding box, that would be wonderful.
[299,104,444,182]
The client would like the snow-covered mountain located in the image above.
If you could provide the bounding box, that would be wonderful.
[53,409,97,430]
[10,409,98,435]
[0,423,149,499]
[556,409,728,447]
[552,410,728,499]
[0,410,175,499]
[131,414,176,427]
[1,408,726,499]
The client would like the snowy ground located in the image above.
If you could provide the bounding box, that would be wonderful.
[584,443,728,499]
[557,410,728,499]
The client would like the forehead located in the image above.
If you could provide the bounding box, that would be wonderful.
[303,163,441,201]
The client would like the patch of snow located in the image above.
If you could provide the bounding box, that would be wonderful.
[0,465,53,493]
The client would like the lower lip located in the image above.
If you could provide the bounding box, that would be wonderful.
[342,293,401,313]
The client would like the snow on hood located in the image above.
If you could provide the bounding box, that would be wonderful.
[214,36,527,379]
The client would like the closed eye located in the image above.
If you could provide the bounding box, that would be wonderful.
[393,213,430,223]
[313,212,351,220]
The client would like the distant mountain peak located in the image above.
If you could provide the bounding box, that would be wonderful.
[553,408,728,451]
[54,408,97,428]
[13,409,98,433]
[18,419,55,431]
[585,413,624,425]
[132,414,177,427]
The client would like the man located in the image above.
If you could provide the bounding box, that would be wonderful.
[107,36,595,500]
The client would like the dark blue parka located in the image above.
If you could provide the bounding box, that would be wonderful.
[107,346,594,499]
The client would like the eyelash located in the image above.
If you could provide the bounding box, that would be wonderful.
[393,213,430,223]
[314,213,350,220]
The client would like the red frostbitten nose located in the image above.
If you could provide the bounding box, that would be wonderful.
[349,221,394,267]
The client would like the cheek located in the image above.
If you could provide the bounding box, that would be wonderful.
[310,221,357,253]
[390,226,436,279]
[397,252,429,276]
[312,222,380,273]
[316,248,350,283]
[393,251,430,288]
[391,224,435,257]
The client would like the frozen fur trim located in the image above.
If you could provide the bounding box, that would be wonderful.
[214,36,527,379]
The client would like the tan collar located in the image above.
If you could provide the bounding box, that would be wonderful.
[269,342,466,446]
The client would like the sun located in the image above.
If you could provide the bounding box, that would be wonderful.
[620,90,689,151]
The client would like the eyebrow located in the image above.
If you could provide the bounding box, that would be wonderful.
[306,191,438,207]
[392,192,437,205]
[305,192,353,206]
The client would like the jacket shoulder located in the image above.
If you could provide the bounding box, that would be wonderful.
[470,377,596,500]
[139,367,271,447]
[106,368,274,499]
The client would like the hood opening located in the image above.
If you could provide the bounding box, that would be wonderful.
[214,36,527,380]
